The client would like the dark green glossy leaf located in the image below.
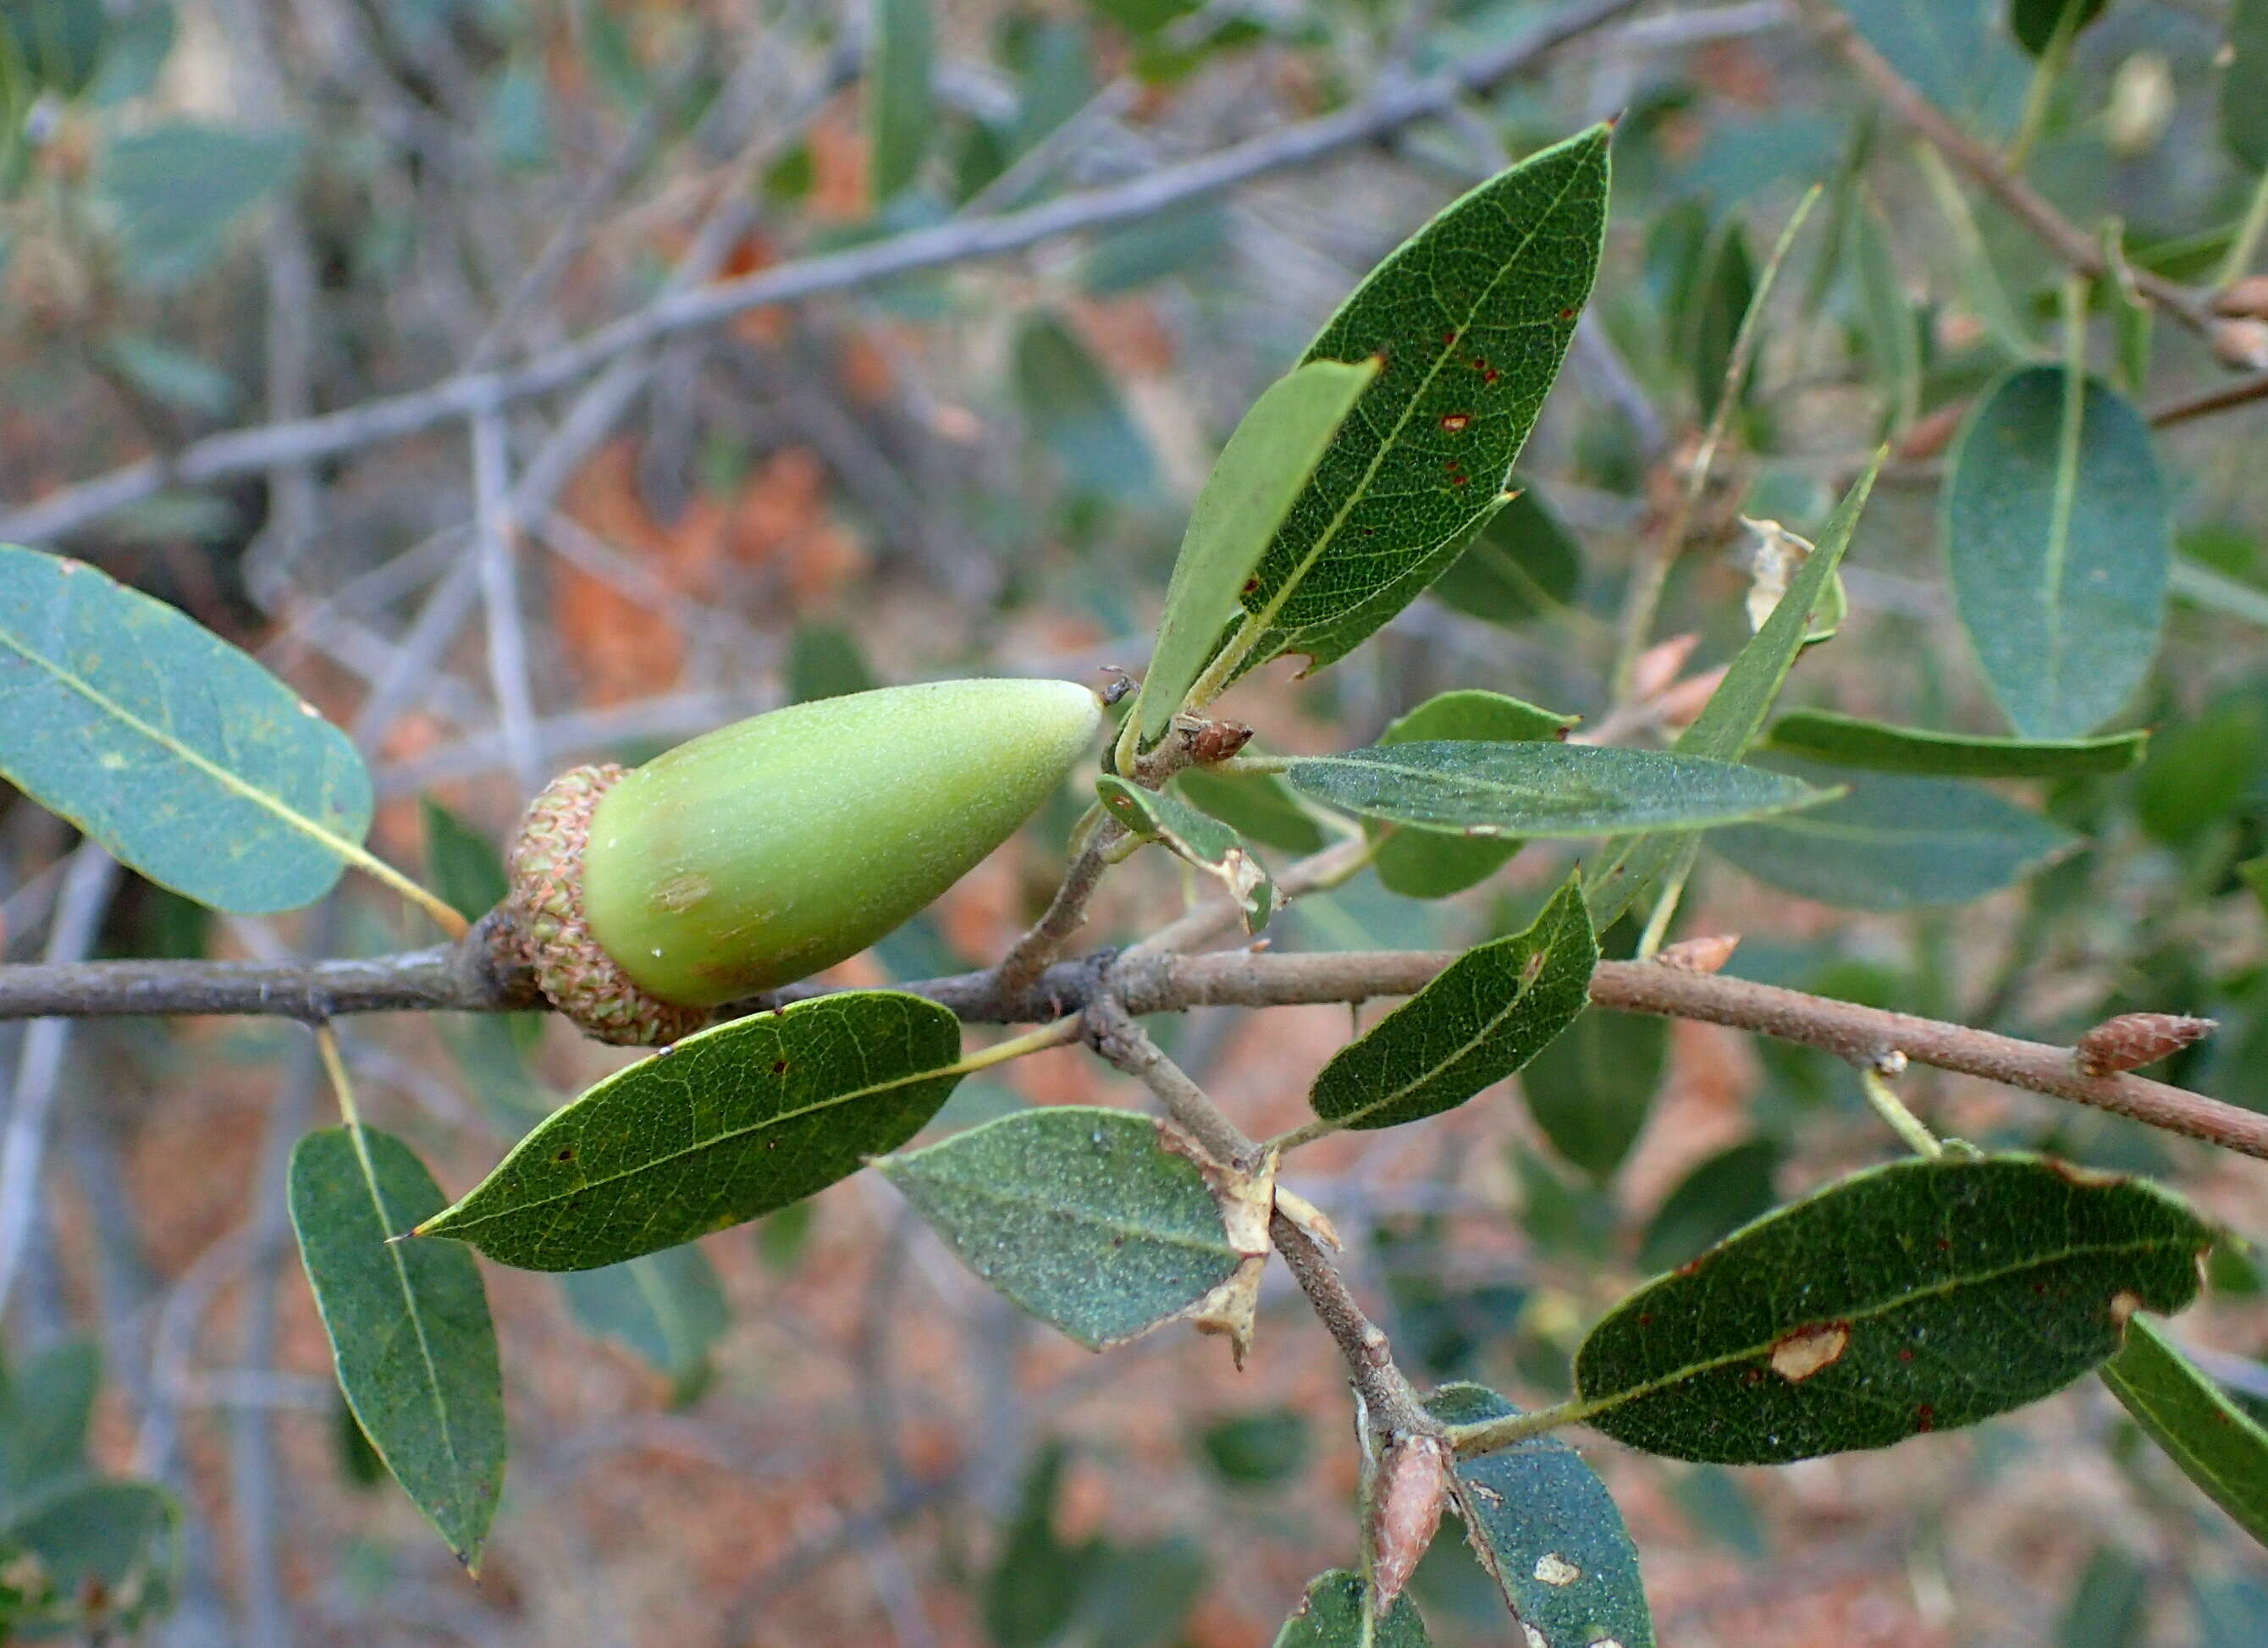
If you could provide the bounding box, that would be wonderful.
[1945,367,2169,739]
[1135,360,1377,747]
[420,991,965,1270]
[2011,0,2106,57]
[1371,692,1575,898]
[1173,768,1327,853]
[1520,1008,1667,1183]
[1637,1138,1784,1275]
[0,545,372,913]
[1426,485,1582,627]
[1426,1384,1654,1648]
[2100,1315,2268,1546]
[1586,461,1879,926]
[1708,763,2078,911]
[1231,127,1609,675]
[875,1107,1239,1349]
[560,1243,731,1392]
[1198,1408,1310,1487]
[865,0,933,201]
[289,1126,505,1567]
[1763,710,2147,777]
[1310,874,1594,1131]
[1288,743,1827,839]
[1014,313,1156,502]
[1573,1155,2211,1464]
[2228,0,2268,169]
[1273,1569,1431,1648]
[420,796,508,924]
[1099,776,1273,931]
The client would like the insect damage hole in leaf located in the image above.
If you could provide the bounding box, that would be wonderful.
[1215,125,1611,686]
[1567,1155,2212,1464]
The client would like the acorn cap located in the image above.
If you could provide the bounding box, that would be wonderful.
[507,763,711,1047]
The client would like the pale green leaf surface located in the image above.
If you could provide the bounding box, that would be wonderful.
[1272,1569,1431,1648]
[1763,709,2147,777]
[1585,461,1879,926]
[1014,314,1156,502]
[1426,1384,1653,1648]
[1233,127,1609,671]
[1708,763,2078,910]
[289,1127,505,1567]
[560,1244,731,1389]
[3,1480,178,1634]
[1574,1155,2210,1463]
[1945,367,2169,739]
[875,1108,1240,1349]
[1309,874,1594,1131]
[0,546,372,912]
[100,124,301,289]
[0,1342,97,1514]
[1286,742,1828,838]
[1136,360,1377,745]
[2100,1315,2268,1546]
[419,991,965,1270]
[1371,691,1575,898]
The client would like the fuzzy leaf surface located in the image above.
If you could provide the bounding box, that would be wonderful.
[1585,461,1878,925]
[1286,743,1826,838]
[1232,127,1609,671]
[1136,360,1377,744]
[1370,690,1575,898]
[419,991,964,1270]
[1707,763,2078,910]
[1309,874,1594,1131]
[1763,710,2147,777]
[1427,1384,1653,1648]
[1099,776,1273,931]
[0,545,372,912]
[1574,1155,2210,1464]
[876,1108,1240,1349]
[1272,1569,1432,1648]
[290,1127,505,1567]
[1945,367,2168,739]
[2100,1316,2268,1546]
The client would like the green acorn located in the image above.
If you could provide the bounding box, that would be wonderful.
[509,679,1102,1044]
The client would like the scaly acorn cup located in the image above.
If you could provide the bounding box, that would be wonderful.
[509,679,1103,1044]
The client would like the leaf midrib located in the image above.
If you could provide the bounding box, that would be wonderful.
[1240,138,1598,647]
[892,1170,1242,1265]
[0,592,367,868]
[1578,1233,2190,1423]
[1319,913,1581,1128]
[428,1058,957,1235]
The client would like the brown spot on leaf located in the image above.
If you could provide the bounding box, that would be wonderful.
[1440,412,1471,433]
[1769,1322,1851,1382]
[1532,1552,1581,1586]
[772,1059,789,1075]
[1914,1404,1936,1432]
[2110,1290,2143,1328]
[555,1147,576,1162]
